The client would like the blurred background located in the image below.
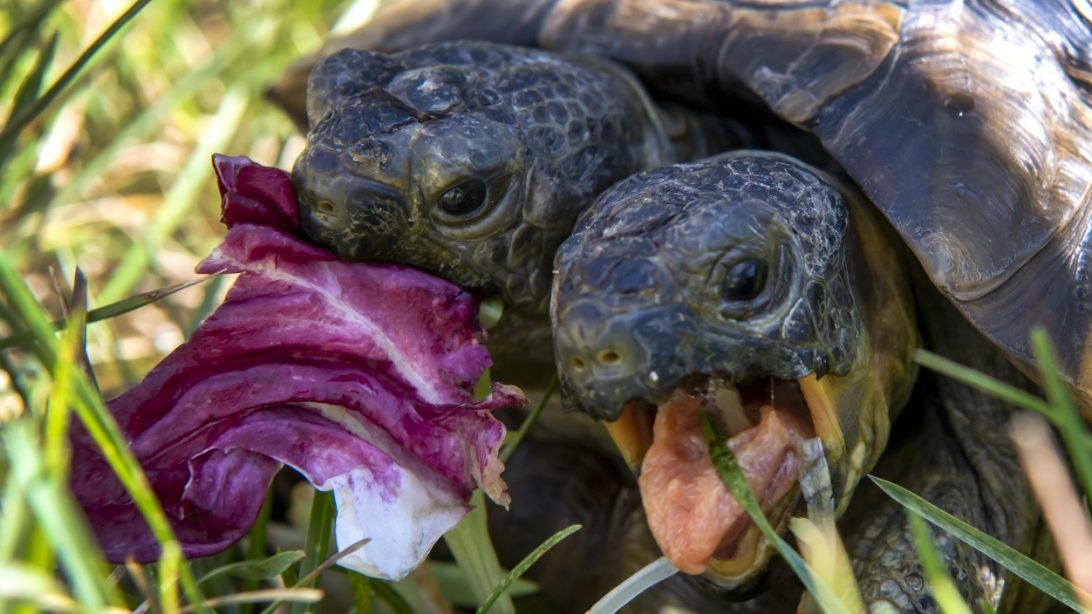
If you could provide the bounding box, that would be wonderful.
[0,2,450,610]
[1,0,375,405]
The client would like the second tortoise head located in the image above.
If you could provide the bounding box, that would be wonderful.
[292,41,669,314]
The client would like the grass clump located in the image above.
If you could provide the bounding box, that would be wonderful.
[1,1,562,611]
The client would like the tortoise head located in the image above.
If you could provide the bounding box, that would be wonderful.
[292,42,669,316]
[552,152,918,588]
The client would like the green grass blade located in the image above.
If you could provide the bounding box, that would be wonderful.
[914,350,1054,417]
[0,474,31,561]
[52,37,247,208]
[198,551,305,586]
[444,490,515,614]
[478,297,504,330]
[287,490,334,614]
[0,1,63,88]
[1028,328,1092,500]
[906,512,973,614]
[700,413,852,614]
[185,275,226,336]
[238,489,273,614]
[871,476,1088,611]
[0,348,33,408]
[87,278,209,325]
[370,577,413,614]
[42,298,77,481]
[0,278,208,351]
[258,537,372,614]
[3,420,121,609]
[350,572,376,614]
[0,0,154,148]
[4,34,58,157]
[429,562,538,606]
[476,523,580,613]
[0,254,207,613]
[0,139,50,219]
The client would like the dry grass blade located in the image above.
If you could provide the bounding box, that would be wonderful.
[789,517,864,613]
[180,588,324,612]
[126,558,161,613]
[1028,329,1092,501]
[587,556,678,614]
[51,266,98,391]
[296,537,371,587]
[0,562,86,613]
[0,0,154,147]
[257,537,370,614]
[1010,412,1092,610]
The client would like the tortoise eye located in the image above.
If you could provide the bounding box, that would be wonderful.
[438,179,487,216]
[722,258,767,302]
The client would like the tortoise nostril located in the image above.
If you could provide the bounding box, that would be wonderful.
[571,356,587,370]
[599,350,621,365]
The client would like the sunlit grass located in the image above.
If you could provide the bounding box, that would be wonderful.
[1,0,565,611]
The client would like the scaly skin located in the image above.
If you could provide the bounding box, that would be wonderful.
[272,0,1092,416]
[290,40,823,384]
[295,42,669,306]
[551,152,1047,611]
[292,42,678,377]
[835,282,1051,612]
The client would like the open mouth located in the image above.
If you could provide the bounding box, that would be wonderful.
[604,375,839,583]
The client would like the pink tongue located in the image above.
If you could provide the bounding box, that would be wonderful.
[638,391,802,575]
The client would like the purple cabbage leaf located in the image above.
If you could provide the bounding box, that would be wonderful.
[70,155,525,580]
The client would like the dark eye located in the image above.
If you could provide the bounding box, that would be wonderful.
[438,179,487,216]
[722,258,767,302]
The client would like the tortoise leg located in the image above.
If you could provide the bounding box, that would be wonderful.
[835,285,1052,612]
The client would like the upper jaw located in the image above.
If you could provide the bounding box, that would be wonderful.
[555,309,828,422]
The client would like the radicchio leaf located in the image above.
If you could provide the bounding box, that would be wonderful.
[71,155,524,580]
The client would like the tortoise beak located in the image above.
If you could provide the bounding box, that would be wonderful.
[603,375,845,471]
[553,301,700,421]
[292,153,409,262]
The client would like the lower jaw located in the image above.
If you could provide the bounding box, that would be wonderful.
[608,375,833,583]
[705,486,799,586]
